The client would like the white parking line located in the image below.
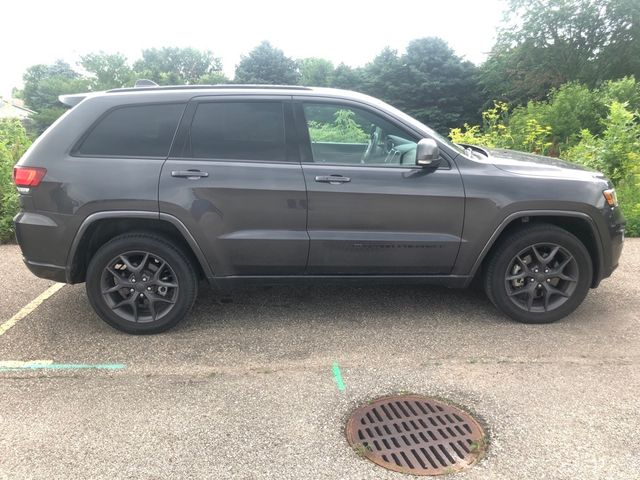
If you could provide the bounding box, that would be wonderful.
[0,283,65,336]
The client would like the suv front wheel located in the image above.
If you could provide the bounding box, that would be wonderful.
[484,224,593,324]
[86,233,198,334]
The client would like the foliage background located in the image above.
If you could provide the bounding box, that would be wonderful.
[1,0,639,241]
[0,120,31,242]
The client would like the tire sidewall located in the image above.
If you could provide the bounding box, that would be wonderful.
[488,227,592,324]
[86,235,197,334]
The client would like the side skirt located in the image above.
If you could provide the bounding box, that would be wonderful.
[206,274,471,290]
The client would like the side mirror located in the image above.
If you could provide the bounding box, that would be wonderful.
[416,138,440,167]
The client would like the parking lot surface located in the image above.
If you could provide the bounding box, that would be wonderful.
[0,240,639,479]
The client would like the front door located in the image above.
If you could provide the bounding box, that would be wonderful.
[295,99,465,275]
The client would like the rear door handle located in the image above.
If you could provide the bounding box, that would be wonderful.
[171,170,209,179]
[314,175,351,184]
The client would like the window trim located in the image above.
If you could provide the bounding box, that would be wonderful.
[170,96,300,164]
[70,101,188,160]
[292,97,451,169]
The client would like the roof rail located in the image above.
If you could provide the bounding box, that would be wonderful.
[134,79,159,88]
[106,84,313,93]
[59,93,89,107]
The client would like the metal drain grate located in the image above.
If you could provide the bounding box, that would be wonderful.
[345,395,486,476]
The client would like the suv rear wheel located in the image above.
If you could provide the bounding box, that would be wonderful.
[484,224,592,324]
[86,233,198,334]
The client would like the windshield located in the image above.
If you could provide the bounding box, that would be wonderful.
[375,100,467,155]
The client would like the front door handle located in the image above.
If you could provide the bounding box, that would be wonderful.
[171,170,209,179]
[315,175,351,184]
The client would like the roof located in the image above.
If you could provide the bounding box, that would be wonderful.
[106,84,314,93]
[59,83,370,107]
[0,98,35,119]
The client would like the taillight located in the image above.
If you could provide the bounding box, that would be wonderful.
[13,166,47,187]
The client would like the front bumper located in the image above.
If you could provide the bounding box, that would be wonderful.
[599,205,625,281]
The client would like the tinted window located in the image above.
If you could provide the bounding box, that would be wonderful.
[77,103,184,157]
[189,102,285,161]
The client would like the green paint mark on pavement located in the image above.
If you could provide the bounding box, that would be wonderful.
[332,362,346,391]
[0,363,125,372]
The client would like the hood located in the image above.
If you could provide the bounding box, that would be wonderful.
[469,146,607,181]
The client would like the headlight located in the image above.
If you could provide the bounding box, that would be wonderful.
[603,188,618,207]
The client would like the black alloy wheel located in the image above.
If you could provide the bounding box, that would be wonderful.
[484,224,592,324]
[504,243,578,313]
[86,233,198,334]
[100,251,179,323]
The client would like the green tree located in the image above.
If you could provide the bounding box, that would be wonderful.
[234,41,299,85]
[360,48,411,111]
[482,0,640,104]
[80,52,135,90]
[393,38,481,133]
[133,47,224,85]
[330,63,364,91]
[21,60,89,134]
[298,57,334,86]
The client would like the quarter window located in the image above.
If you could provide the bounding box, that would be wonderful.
[76,103,184,157]
[188,102,286,161]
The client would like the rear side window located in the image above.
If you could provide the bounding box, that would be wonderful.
[188,101,285,161]
[75,103,184,157]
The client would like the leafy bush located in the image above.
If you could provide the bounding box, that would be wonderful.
[0,120,32,243]
[450,101,553,154]
[308,109,369,143]
[564,102,640,185]
[618,183,640,237]
[449,89,640,236]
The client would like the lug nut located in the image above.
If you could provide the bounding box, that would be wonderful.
[538,284,542,287]
[546,279,551,283]
[147,287,152,291]
[131,278,136,283]
[129,288,134,292]
[139,293,144,298]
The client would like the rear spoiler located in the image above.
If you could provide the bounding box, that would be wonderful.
[58,93,88,107]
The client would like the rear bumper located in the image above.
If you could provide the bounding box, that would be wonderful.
[14,211,71,283]
[22,258,67,283]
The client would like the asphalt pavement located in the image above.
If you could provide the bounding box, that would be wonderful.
[0,240,638,479]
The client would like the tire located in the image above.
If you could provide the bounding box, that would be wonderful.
[484,223,592,324]
[86,233,198,334]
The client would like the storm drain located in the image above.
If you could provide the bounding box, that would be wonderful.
[345,395,486,476]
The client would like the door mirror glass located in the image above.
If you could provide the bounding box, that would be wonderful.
[416,138,440,167]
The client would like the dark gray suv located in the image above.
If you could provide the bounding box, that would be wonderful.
[13,83,625,333]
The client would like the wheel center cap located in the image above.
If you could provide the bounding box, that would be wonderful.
[135,283,146,292]
[534,273,546,282]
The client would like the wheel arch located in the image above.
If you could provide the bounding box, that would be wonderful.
[471,211,604,288]
[66,211,214,283]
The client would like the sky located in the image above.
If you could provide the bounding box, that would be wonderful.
[0,0,506,98]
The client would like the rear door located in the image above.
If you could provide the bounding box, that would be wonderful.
[294,98,465,275]
[159,96,308,276]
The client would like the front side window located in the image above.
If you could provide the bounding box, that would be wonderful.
[76,103,184,157]
[302,103,418,166]
[188,101,286,161]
